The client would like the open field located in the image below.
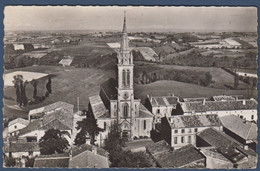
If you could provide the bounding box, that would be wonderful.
[134,80,257,103]
[4,71,49,87]
[3,66,116,120]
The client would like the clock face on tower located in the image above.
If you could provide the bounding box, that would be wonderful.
[123,92,129,99]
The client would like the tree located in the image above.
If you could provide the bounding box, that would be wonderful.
[46,77,52,94]
[234,74,239,89]
[31,79,38,99]
[12,75,28,106]
[39,129,70,155]
[74,118,103,145]
[104,123,153,168]
[25,156,35,167]
[4,155,16,167]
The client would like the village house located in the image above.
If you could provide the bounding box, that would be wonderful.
[145,95,180,123]
[28,101,74,121]
[8,118,29,136]
[19,108,73,143]
[88,13,154,144]
[33,144,109,168]
[145,140,205,168]
[196,128,257,169]
[3,142,40,159]
[180,98,257,121]
[161,114,223,149]
[199,147,234,169]
[219,115,257,151]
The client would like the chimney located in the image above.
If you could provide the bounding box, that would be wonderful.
[202,99,206,105]
[242,100,246,105]
[92,146,97,155]
[244,145,249,150]
[235,96,238,101]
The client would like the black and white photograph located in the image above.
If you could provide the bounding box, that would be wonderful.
[2,6,258,168]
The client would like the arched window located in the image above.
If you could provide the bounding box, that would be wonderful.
[124,103,128,118]
[122,70,126,87]
[126,70,130,87]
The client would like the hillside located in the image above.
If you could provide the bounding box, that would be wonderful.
[134,80,257,103]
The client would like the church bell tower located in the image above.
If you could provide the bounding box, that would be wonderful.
[117,11,135,138]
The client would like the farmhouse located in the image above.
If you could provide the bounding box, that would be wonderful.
[8,118,29,136]
[59,58,74,67]
[28,101,74,121]
[19,108,73,143]
[3,142,40,158]
[180,98,257,121]
[200,148,233,169]
[196,128,257,169]
[33,144,109,168]
[161,114,222,149]
[219,115,257,151]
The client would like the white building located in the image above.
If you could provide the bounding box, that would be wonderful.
[146,95,179,123]
[180,98,257,122]
[28,101,74,121]
[161,114,223,149]
[8,118,29,136]
[19,108,73,143]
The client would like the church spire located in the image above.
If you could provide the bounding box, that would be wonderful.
[122,11,127,33]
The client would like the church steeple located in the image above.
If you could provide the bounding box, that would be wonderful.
[120,11,129,53]
[122,11,127,34]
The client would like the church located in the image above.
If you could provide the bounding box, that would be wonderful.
[88,12,154,145]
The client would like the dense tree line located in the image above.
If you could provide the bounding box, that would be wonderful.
[161,50,257,69]
[135,67,213,87]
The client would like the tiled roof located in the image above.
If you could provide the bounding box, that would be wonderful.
[183,97,208,102]
[145,140,172,156]
[150,96,178,106]
[138,104,154,118]
[197,128,247,163]
[200,148,231,163]
[100,78,118,100]
[8,118,29,127]
[34,154,70,168]
[29,101,74,116]
[19,109,73,136]
[72,144,109,158]
[181,99,257,112]
[3,142,40,153]
[167,114,222,128]
[89,95,108,118]
[69,151,109,168]
[37,153,70,159]
[213,95,236,101]
[220,115,257,141]
[154,144,205,168]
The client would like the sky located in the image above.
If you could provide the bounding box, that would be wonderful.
[4,6,258,32]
